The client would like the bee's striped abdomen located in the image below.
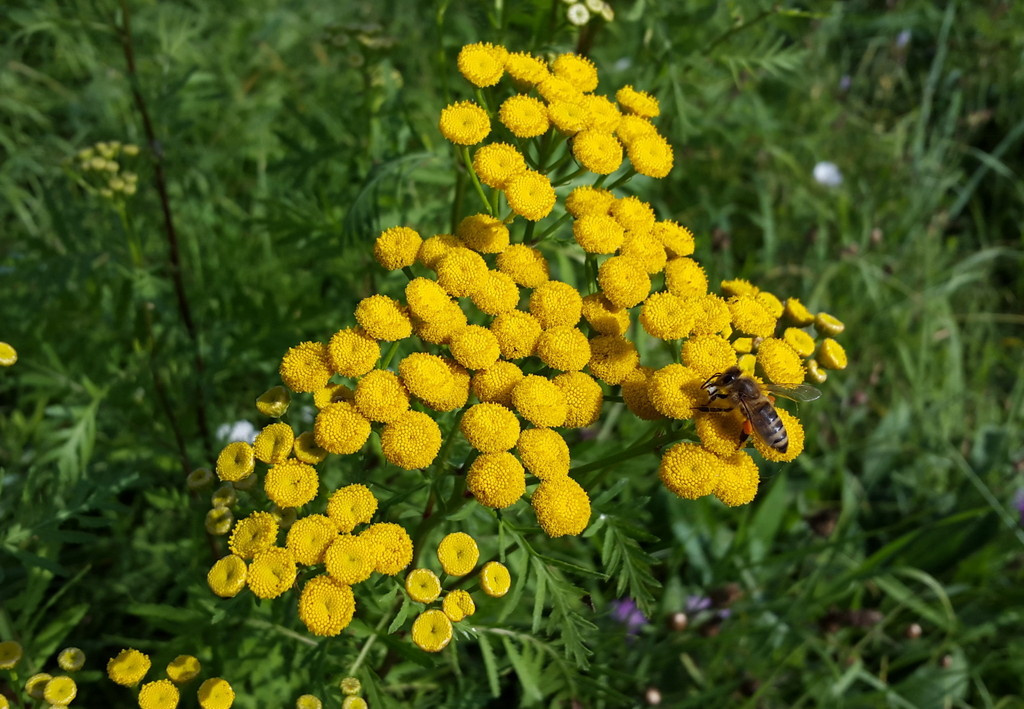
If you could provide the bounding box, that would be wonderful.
[750,400,789,453]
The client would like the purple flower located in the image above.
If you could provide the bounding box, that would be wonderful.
[609,598,648,635]
[685,595,712,613]
[838,75,852,92]
[896,30,912,49]
[1014,490,1024,526]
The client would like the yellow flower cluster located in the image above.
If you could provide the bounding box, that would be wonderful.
[105,648,236,709]
[407,533,512,652]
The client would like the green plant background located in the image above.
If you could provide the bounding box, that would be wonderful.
[2,0,1023,706]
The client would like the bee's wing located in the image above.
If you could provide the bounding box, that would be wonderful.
[765,383,822,402]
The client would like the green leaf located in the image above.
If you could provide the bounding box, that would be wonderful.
[502,635,543,703]
[476,631,501,698]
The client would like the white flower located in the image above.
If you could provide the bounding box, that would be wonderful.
[813,161,843,187]
[217,419,257,443]
[567,3,590,25]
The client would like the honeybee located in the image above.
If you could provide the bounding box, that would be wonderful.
[696,366,821,453]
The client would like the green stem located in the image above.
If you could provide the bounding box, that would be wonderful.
[605,168,636,192]
[575,425,688,487]
[531,212,571,244]
[347,609,392,677]
[379,340,401,369]
[402,266,416,281]
[460,146,494,215]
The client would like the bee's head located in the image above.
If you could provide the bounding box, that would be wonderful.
[717,366,742,386]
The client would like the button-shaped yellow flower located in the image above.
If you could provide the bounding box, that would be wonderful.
[627,133,674,179]
[107,648,151,687]
[566,185,616,218]
[714,451,761,506]
[621,366,664,421]
[616,85,660,118]
[264,460,320,509]
[298,576,356,637]
[504,51,549,84]
[436,247,488,297]
[499,94,550,138]
[648,364,704,420]
[505,170,556,222]
[43,675,77,706]
[326,484,378,533]
[588,335,640,385]
[381,410,443,470]
[246,547,297,600]
[640,292,695,341]
[438,100,490,146]
[412,609,453,652]
[437,532,480,576]
[374,225,421,271]
[548,100,589,135]
[166,655,201,684]
[818,338,847,370]
[207,555,247,598]
[313,403,372,455]
[572,130,622,175]
[354,294,412,342]
[553,371,603,428]
[205,506,233,536]
[573,213,625,254]
[417,233,462,270]
[405,568,442,603]
[138,679,178,709]
[691,293,733,335]
[228,511,278,560]
[442,589,477,622]
[216,441,254,482]
[615,114,658,148]
[756,337,805,385]
[293,431,329,465]
[815,312,845,336]
[457,213,510,254]
[784,297,815,326]
[449,325,501,370]
[461,403,521,453]
[581,293,630,336]
[457,42,505,87]
[354,369,410,424]
[531,476,591,537]
[472,143,527,189]
[471,362,525,408]
[529,280,583,329]
[551,52,598,91]
[598,255,650,308]
[470,270,520,316]
[279,341,333,393]
[537,326,591,372]
[253,422,294,464]
[0,342,17,367]
[658,442,722,499]
[479,561,512,597]
[517,427,570,479]
[783,327,816,357]
[728,295,777,339]
[360,522,414,576]
[57,647,85,672]
[198,678,236,709]
[256,385,290,418]
[327,328,380,378]
[654,221,695,258]
[467,452,526,508]
[682,334,737,379]
[325,534,374,585]
[286,514,338,566]
[490,310,542,360]
[511,375,568,428]
[496,243,549,288]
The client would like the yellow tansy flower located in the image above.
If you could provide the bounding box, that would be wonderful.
[548,99,589,135]
[505,170,557,222]
[537,326,591,372]
[587,334,640,385]
[256,385,290,418]
[360,522,414,576]
[166,655,201,684]
[648,363,704,419]
[325,534,374,585]
[616,84,660,117]
[57,647,85,672]
[205,507,233,536]
[815,312,845,336]
[565,185,616,218]
[443,589,477,622]
[784,297,815,326]
[580,94,622,132]
[553,371,603,428]
[480,561,512,597]
[314,402,372,455]
[694,410,746,457]
[753,408,805,463]
[457,42,504,87]
[354,294,412,342]
[529,280,583,328]
[0,342,17,367]
[640,292,695,340]
[405,568,442,603]
[293,431,329,464]
[783,327,816,357]
[714,451,761,506]
[43,675,77,705]
[598,255,651,308]
[449,325,501,370]
[473,143,527,189]
[417,233,462,270]
[312,382,354,409]
[247,547,297,599]
[374,225,421,271]
[398,352,465,410]
[457,213,510,254]
[470,270,520,316]
[720,278,758,297]
[25,673,51,699]
[728,295,777,339]
[517,427,570,479]
[757,337,805,384]
[756,290,784,318]
[327,327,380,378]
[499,94,550,138]
[280,341,332,393]
[551,52,598,91]
[296,695,323,709]
[531,476,591,537]
[471,361,525,408]
[818,338,848,370]
[573,213,625,254]
[437,532,479,576]
[467,452,526,508]
[496,243,550,287]
[353,369,410,423]
[537,73,583,103]
[581,293,630,336]
[138,679,178,709]
[511,375,568,428]
[619,228,667,274]
[504,51,549,84]
[436,247,488,297]
[286,514,338,565]
[381,409,443,469]
[207,554,247,597]
[229,511,278,559]
[253,422,294,464]
[690,293,733,335]
[658,442,722,499]
[615,114,658,147]
[654,221,695,258]
[413,299,469,346]
[412,609,453,652]
[682,334,737,379]
[621,366,664,421]
[490,310,543,360]
[610,196,656,233]
[215,441,254,483]
[198,678,236,709]
[406,277,453,321]
[438,100,490,145]
[461,403,521,453]
[326,484,377,533]
[627,130,674,178]
[107,648,151,687]
[572,130,623,174]
[340,677,362,696]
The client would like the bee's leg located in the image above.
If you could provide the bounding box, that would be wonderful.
[738,420,753,447]
[694,405,734,413]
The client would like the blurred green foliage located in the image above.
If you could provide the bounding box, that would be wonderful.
[1,0,1023,706]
